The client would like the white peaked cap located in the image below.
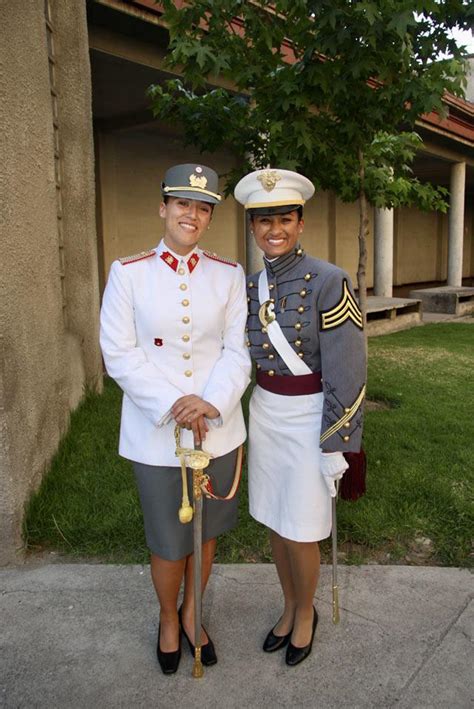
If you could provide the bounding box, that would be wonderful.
[234,168,315,210]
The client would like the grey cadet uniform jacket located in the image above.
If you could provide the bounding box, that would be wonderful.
[247,247,366,453]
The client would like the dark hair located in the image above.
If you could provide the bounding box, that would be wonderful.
[250,206,303,221]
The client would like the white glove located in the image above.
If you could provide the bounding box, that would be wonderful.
[320,452,349,498]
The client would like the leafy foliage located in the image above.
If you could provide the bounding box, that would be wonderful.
[149,0,470,207]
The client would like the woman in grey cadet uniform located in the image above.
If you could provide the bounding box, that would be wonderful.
[234,169,366,667]
[100,164,251,674]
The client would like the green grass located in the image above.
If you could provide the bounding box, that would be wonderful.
[24,323,474,567]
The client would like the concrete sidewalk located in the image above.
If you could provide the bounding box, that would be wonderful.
[1,563,472,708]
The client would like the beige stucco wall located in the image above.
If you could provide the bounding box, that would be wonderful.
[97,128,244,278]
[0,0,102,565]
[97,131,370,288]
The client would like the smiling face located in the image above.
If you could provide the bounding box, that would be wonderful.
[251,210,304,259]
[159,196,213,255]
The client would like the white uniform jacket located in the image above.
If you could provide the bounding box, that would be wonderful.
[100,240,251,466]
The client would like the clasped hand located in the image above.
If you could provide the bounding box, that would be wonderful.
[171,395,220,447]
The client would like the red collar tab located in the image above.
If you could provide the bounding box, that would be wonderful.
[187,253,200,273]
[160,251,179,272]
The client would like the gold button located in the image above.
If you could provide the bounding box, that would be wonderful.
[256,363,261,370]
[247,296,251,302]
[180,283,187,291]
[245,326,249,332]
[182,316,190,324]
[298,306,305,314]
[295,338,302,347]
[182,299,189,307]
[262,342,270,350]
[178,267,185,275]
[344,407,351,413]
[183,353,191,360]
[270,298,275,304]
[248,281,254,288]
[269,284,275,290]
[298,352,304,358]
[343,421,351,428]
[268,354,275,360]
[246,341,251,347]
[268,369,275,376]
[261,327,267,334]
[343,435,350,442]
[182,334,190,342]
[295,323,302,331]
[184,370,193,377]
[304,273,311,281]
[296,248,303,256]
[299,289,307,297]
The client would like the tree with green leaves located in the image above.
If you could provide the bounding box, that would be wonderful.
[149,0,471,319]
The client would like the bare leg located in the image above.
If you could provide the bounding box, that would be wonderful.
[270,530,297,635]
[285,538,320,647]
[150,553,186,652]
[181,537,217,644]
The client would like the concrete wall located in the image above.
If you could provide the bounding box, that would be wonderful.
[0,0,102,565]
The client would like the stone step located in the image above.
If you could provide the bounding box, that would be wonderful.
[409,286,474,315]
[366,296,422,336]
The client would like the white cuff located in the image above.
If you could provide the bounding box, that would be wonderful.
[206,415,223,429]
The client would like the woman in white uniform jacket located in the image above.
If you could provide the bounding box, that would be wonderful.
[235,169,366,667]
[100,164,251,674]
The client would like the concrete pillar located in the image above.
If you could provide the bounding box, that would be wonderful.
[447,162,466,287]
[373,207,394,297]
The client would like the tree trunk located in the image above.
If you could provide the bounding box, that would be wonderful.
[357,149,369,345]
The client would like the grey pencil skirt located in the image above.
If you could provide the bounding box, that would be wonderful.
[132,448,240,561]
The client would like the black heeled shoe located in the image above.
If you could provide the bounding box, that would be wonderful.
[285,607,318,667]
[178,605,217,666]
[262,619,293,653]
[157,622,181,674]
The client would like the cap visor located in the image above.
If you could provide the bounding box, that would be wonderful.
[248,204,302,216]
[162,189,220,205]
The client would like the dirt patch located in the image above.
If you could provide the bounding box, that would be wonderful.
[365,399,392,412]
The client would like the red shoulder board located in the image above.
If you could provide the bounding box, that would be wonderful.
[203,250,237,267]
[119,249,156,266]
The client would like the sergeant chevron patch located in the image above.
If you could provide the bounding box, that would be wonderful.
[320,279,363,330]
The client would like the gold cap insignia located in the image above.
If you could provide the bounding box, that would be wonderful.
[189,173,208,189]
[257,170,281,193]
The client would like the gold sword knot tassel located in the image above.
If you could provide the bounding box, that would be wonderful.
[174,425,212,524]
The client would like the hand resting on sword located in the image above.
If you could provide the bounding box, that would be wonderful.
[171,395,220,447]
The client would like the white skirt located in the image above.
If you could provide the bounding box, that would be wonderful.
[248,385,332,542]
